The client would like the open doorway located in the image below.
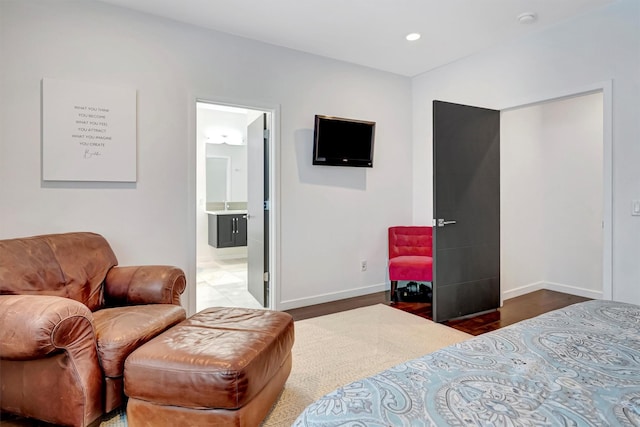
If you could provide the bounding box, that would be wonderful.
[195,101,272,311]
[501,91,605,301]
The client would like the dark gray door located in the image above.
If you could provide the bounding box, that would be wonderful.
[432,101,500,322]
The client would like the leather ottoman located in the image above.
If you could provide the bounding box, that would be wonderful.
[123,307,294,426]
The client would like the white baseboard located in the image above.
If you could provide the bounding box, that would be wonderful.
[542,281,603,300]
[277,282,387,311]
[503,281,603,302]
[502,282,546,301]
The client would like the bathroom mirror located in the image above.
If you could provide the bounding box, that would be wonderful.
[206,156,230,203]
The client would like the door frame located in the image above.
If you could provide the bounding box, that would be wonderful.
[187,96,280,316]
[498,80,613,301]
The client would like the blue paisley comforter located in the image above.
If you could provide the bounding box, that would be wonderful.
[293,300,640,426]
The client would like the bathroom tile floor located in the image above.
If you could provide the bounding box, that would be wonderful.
[196,258,263,312]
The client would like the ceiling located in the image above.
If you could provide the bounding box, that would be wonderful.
[98,0,615,77]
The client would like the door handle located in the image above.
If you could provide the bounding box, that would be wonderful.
[437,218,457,227]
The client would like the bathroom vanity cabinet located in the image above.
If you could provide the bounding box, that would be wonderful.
[208,213,247,248]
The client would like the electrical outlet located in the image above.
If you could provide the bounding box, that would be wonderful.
[361,260,367,272]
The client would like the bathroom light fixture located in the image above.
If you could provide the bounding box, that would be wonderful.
[205,129,245,145]
[517,12,537,24]
[210,134,244,145]
[406,32,421,41]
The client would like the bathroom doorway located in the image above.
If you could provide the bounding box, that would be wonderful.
[195,101,273,311]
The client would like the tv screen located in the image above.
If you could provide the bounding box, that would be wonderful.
[313,115,375,167]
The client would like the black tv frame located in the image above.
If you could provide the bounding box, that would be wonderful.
[312,115,376,167]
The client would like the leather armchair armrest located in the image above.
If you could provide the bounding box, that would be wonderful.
[0,295,95,360]
[104,265,186,306]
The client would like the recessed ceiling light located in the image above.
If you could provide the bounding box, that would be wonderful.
[406,33,421,41]
[517,12,537,24]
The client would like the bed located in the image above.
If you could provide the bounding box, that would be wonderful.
[293,300,640,426]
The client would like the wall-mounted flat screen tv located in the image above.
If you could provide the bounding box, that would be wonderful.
[313,115,376,167]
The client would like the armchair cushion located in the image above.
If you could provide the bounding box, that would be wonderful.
[0,232,117,311]
[388,227,432,259]
[93,304,186,377]
[388,255,433,282]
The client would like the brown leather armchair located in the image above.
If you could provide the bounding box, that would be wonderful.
[0,232,187,427]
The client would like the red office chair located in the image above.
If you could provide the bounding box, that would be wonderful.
[388,226,433,302]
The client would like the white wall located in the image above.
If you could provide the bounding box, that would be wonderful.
[501,93,603,300]
[500,104,546,297]
[412,0,640,304]
[0,0,413,311]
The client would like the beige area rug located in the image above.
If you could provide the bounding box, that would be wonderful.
[3,304,470,427]
[262,303,472,426]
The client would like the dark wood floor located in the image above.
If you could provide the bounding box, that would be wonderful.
[285,289,591,335]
